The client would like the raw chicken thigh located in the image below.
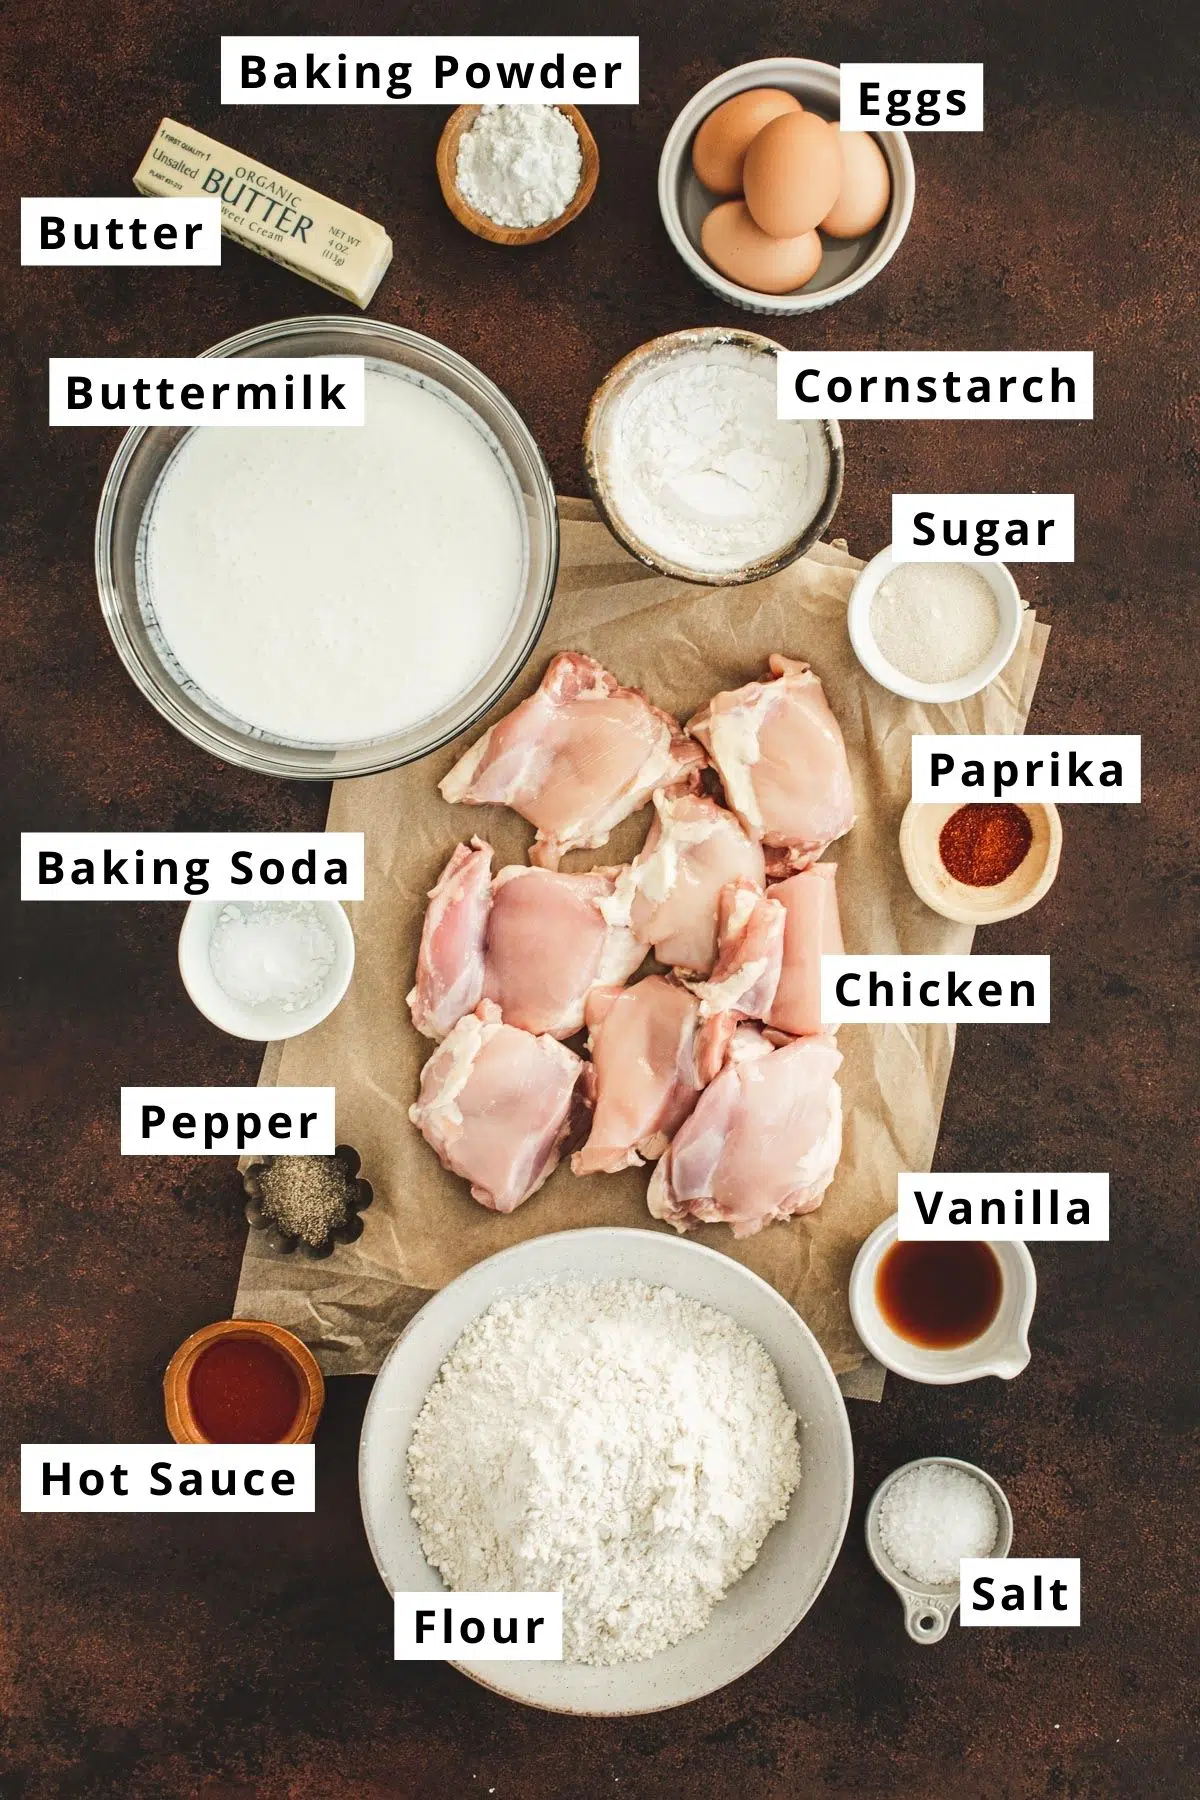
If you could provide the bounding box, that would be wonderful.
[482,864,645,1037]
[687,655,855,874]
[440,651,706,869]
[572,975,735,1176]
[410,1001,592,1213]
[408,844,645,1041]
[689,863,843,1038]
[601,789,765,975]
[647,1028,842,1237]
[406,838,492,1039]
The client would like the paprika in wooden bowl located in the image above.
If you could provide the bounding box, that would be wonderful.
[163,1319,324,1445]
[899,800,1062,924]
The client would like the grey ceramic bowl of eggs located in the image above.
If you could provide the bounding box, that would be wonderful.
[659,58,915,313]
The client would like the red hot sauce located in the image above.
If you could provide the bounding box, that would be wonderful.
[187,1335,303,1443]
[938,803,1033,887]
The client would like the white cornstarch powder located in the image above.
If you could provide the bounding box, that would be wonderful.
[870,561,1001,684]
[209,901,337,1012]
[406,1279,802,1664]
[878,1463,999,1587]
[456,105,583,228]
[601,350,814,573]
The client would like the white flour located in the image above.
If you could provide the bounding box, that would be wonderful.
[456,105,582,227]
[406,1278,801,1665]
[601,350,814,573]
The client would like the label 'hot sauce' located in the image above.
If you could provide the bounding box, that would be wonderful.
[876,1240,1004,1348]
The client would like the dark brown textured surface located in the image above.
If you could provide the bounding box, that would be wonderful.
[2,2,1197,1795]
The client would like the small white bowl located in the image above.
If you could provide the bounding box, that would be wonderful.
[178,899,355,1042]
[849,1216,1035,1384]
[847,545,1024,703]
[359,1227,853,1715]
[866,1456,1014,1643]
[658,58,915,316]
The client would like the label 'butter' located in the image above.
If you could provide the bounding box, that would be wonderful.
[134,117,392,308]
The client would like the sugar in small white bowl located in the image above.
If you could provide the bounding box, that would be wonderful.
[178,899,355,1042]
[847,546,1023,703]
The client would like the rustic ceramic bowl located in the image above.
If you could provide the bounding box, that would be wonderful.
[437,105,599,244]
[583,326,843,584]
[849,1217,1036,1385]
[242,1143,373,1259]
[900,800,1063,924]
[866,1456,1014,1642]
[658,58,915,315]
[163,1319,325,1444]
[359,1227,853,1714]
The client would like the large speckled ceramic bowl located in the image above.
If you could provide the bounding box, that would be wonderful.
[359,1226,853,1714]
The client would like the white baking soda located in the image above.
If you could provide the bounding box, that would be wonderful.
[140,363,526,745]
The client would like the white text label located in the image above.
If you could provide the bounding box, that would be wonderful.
[21,833,365,901]
[778,352,1092,420]
[898,1174,1109,1241]
[121,1087,335,1155]
[892,494,1075,562]
[394,1593,564,1660]
[821,955,1049,1024]
[960,1558,1080,1626]
[49,358,364,426]
[840,63,984,131]
[22,198,222,265]
[22,1445,314,1512]
[912,736,1141,803]
[222,37,639,104]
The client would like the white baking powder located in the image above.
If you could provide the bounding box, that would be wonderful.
[870,562,1000,684]
[456,104,582,228]
[406,1278,802,1665]
[600,349,815,574]
[142,363,525,745]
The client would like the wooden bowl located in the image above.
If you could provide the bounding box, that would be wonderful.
[899,801,1062,925]
[436,105,598,244]
[163,1319,325,1445]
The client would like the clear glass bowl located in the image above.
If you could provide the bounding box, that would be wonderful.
[95,316,559,780]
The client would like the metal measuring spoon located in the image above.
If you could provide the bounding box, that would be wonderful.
[866,1455,1014,1643]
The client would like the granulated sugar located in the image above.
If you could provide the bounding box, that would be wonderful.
[870,561,1000,684]
[878,1462,998,1586]
[406,1278,802,1664]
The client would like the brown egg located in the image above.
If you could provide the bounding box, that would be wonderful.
[700,201,823,295]
[743,111,843,238]
[820,132,892,238]
[691,88,803,196]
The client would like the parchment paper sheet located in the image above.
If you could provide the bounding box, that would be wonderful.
[235,498,1048,1394]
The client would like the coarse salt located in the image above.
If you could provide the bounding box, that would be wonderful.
[877,1462,999,1587]
[455,104,582,228]
[870,561,1000,684]
[208,901,337,1013]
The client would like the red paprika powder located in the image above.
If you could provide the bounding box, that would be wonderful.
[938,803,1033,887]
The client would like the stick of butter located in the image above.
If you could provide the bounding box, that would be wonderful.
[134,118,392,309]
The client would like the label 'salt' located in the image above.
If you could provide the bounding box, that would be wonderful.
[135,117,393,307]
[960,1558,1081,1626]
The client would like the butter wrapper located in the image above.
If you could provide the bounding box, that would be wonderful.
[134,117,392,309]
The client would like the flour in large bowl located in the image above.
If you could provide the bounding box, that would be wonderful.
[405,1277,802,1665]
[139,361,526,746]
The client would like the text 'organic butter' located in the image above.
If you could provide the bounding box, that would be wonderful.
[134,117,392,308]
